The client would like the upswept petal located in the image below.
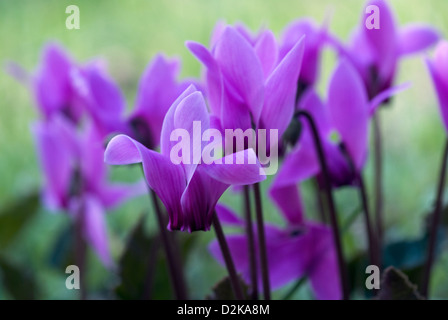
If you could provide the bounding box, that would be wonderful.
[398,24,440,56]
[261,36,305,137]
[83,194,111,267]
[328,59,368,170]
[254,30,278,79]
[214,27,265,125]
[104,135,186,230]
[202,149,266,186]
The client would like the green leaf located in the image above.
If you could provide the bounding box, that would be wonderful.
[206,275,249,300]
[48,224,75,269]
[0,256,38,299]
[0,192,40,249]
[377,267,424,300]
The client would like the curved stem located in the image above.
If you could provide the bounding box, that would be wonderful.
[421,139,448,298]
[253,183,271,300]
[297,110,349,300]
[373,112,384,266]
[212,213,245,300]
[150,189,188,300]
[243,186,258,300]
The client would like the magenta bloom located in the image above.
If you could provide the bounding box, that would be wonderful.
[33,116,143,265]
[128,54,193,149]
[186,24,305,137]
[209,184,341,300]
[332,0,439,98]
[105,85,266,232]
[271,59,403,190]
[280,18,328,95]
[33,43,126,135]
[426,41,448,133]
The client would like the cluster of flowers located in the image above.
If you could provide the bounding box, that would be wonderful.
[26,0,448,299]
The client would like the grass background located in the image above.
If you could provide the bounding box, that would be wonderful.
[1,0,448,299]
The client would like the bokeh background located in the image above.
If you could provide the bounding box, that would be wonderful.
[1,0,448,299]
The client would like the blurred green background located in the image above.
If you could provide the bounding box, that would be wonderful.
[1,0,448,299]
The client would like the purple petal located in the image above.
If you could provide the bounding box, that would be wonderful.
[215,27,265,125]
[132,54,184,146]
[99,180,146,209]
[181,167,228,232]
[79,67,125,134]
[202,149,266,185]
[398,24,440,56]
[308,223,342,300]
[328,59,368,170]
[369,82,411,115]
[160,85,198,157]
[32,117,77,210]
[186,41,223,117]
[363,0,398,81]
[173,91,210,181]
[427,50,448,133]
[261,36,305,137]
[83,195,111,267]
[299,89,332,137]
[215,204,244,226]
[270,129,320,187]
[34,43,73,118]
[105,135,187,230]
[254,30,278,78]
[269,184,305,226]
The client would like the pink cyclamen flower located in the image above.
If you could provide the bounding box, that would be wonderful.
[33,116,143,265]
[426,40,448,133]
[186,24,305,139]
[33,43,126,135]
[331,0,439,98]
[128,54,194,149]
[210,184,341,300]
[105,85,266,232]
[271,59,405,190]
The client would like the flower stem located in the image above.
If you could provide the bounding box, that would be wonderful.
[297,110,349,300]
[340,143,379,271]
[243,185,258,300]
[421,138,448,298]
[373,112,384,266]
[150,189,188,300]
[142,234,161,300]
[74,210,87,300]
[357,171,380,269]
[253,182,271,300]
[212,213,245,300]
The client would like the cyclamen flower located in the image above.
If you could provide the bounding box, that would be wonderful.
[186,24,305,139]
[271,59,400,190]
[33,116,143,265]
[209,184,341,300]
[426,41,448,133]
[34,43,126,135]
[105,85,266,232]
[128,54,193,149]
[280,18,328,97]
[332,0,439,98]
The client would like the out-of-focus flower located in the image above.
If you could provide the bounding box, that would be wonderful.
[209,184,341,300]
[186,24,305,139]
[280,18,328,98]
[128,54,193,149]
[33,116,143,265]
[105,85,266,232]
[271,59,404,190]
[33,43,126,135]
[331,0,439,98]
[426,41,448,133]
